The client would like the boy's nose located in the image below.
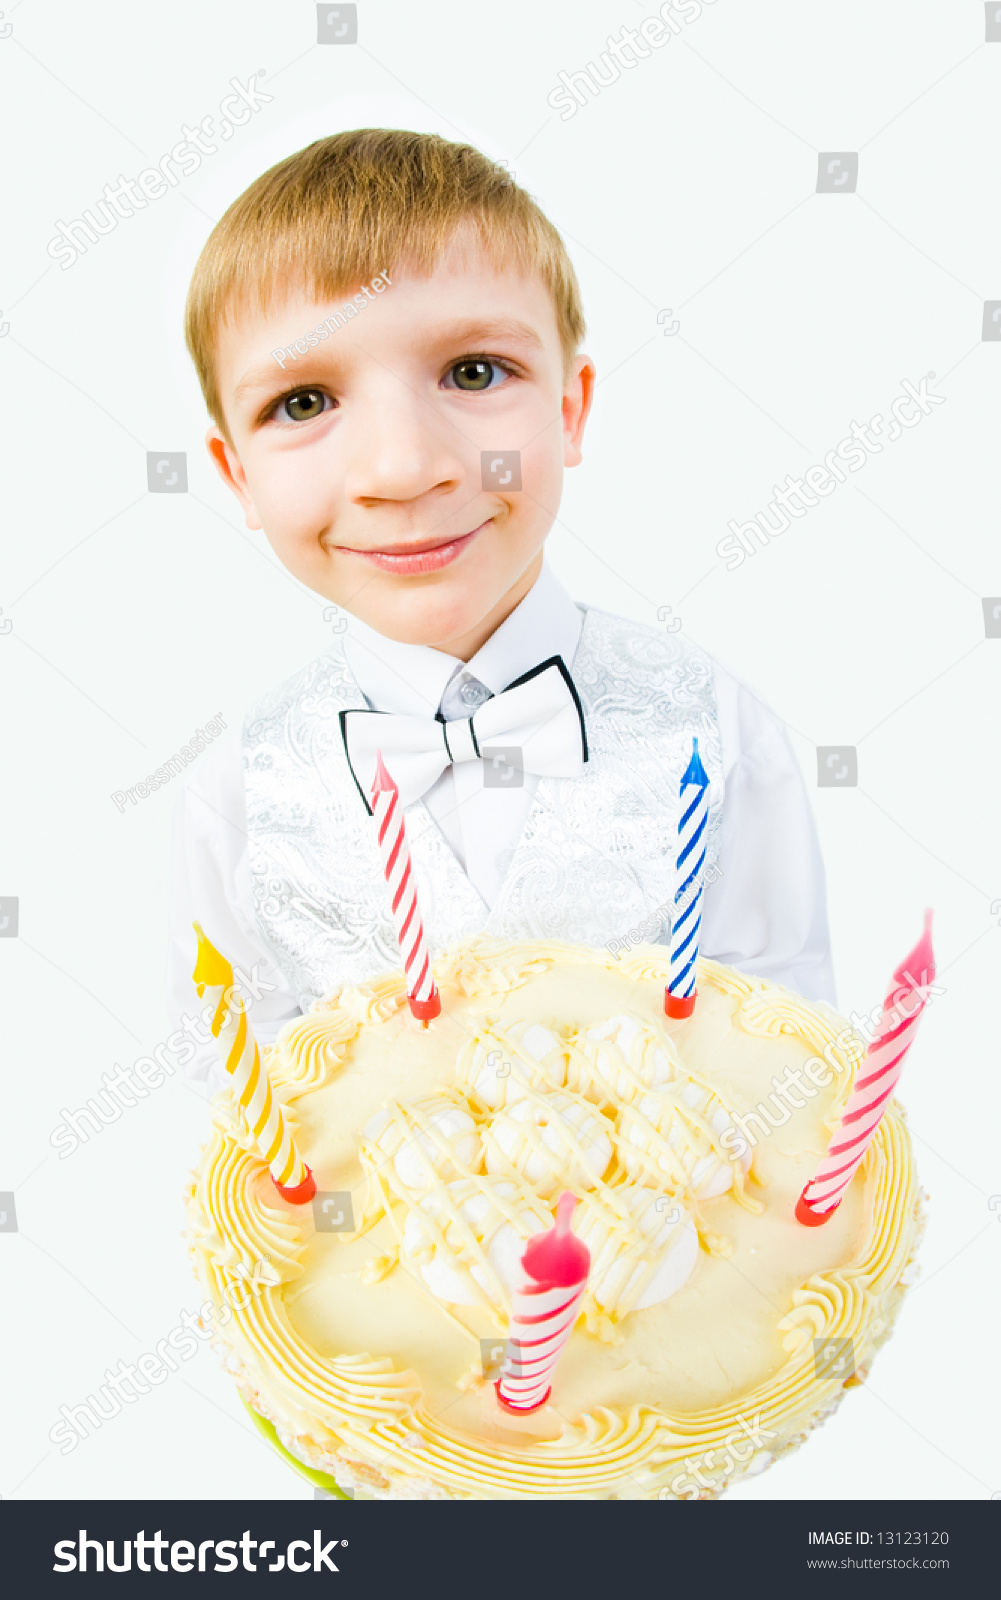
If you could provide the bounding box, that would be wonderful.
[342,390,469,506]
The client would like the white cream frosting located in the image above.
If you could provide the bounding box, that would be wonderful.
[362,1097,480,1192]
[620,1080,753,1200]
[575,1184,700,1313]
[568,1013,679,1103]
[400,1179,547,1306]
[456,1020,567,1110]
[485,1091,614,1195]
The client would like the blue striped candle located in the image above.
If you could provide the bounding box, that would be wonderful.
[665,737,709,1019]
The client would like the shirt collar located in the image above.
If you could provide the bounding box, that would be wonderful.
[341,561,584,717]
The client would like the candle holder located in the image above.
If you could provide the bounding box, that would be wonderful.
[664,987,697,1019]
[274,1167,317,1205]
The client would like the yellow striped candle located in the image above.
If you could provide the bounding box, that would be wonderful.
[192,922,315,1204]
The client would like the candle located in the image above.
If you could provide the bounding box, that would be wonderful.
[192,922,315,1204]
[796,911,935,1226]
[370,749,441,1025]
[665,736,710,1020]
[495,1192,590,1414]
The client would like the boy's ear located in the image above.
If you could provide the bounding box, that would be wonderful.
[562,355,596,469]
[206,428,263,531]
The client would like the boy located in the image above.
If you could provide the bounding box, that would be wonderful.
[169,129,833,1092]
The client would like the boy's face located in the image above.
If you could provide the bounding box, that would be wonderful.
[208,230,594,660]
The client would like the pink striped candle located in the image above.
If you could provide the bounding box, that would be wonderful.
[371,749,441,1026]
[796,910,935,1226]
[495,1192,590,1414]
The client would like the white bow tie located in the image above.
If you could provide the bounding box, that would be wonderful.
[341,656,588,812]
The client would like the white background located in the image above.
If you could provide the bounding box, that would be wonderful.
[0,0,998,1502]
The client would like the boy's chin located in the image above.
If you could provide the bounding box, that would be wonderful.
[313,550,545,653]
[356,598,488,651]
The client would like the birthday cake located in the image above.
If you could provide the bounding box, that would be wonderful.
[184,935,924,1499]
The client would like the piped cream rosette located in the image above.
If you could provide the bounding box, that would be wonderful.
[360,1062,706,1329]
[360,1010,756,1324]
[617,1080,755,1204]
[400,1178,552,1308]
[574,1184,699,1315]
[455,1019,568,1109]
[566,1013,680,1104]
[361,1095,480,1193]
[484,1088,614,1196]
[360,1072,707,1328]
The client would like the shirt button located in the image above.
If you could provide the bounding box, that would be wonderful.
[495,845,515,875]
[459,677,490,707]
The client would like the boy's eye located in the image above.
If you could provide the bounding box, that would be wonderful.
[445,359,509,392]
[280,389,330,422]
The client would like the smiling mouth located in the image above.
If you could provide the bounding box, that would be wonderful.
[337,519,491,574]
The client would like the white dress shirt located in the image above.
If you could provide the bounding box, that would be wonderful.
[167,562,834,1093]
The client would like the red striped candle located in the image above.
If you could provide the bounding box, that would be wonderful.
[796,911,935,1226]
[371,749,441,1026]
[496,1192,590,1414]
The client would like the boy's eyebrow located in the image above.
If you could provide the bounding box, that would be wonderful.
[232,362,319,403]
[230,315,546,404]
[424,316,545,353]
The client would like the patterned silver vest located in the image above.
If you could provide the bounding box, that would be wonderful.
[243,606,724,1010]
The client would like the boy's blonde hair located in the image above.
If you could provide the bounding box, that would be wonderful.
[185,128,586,429]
